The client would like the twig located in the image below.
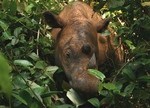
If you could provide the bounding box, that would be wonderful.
[13,66,46,108]
[142,38,150,46]
[36,18,42,56]
[112,56,135,83]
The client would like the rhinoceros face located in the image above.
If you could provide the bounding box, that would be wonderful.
[43,10,111,96]
[54,20,99,95]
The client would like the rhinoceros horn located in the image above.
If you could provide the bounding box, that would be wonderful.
[87,53,96,69]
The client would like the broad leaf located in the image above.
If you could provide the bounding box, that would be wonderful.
[137,75,150,82]
[102,83,116,90]
[28,52,39,61]
[14,27,22,37]
[41,91,63,98]
[0,20,8,31]
[122,67,136,80]
[88,98,100,108]
[12,76,26,89]
[100,90,109,96]
[46,66,58,73]
[0,53,12,97]
[123,82,135,96]
[125,40,136,51]
[88,69,105,82]
[52,104,75,108]
[101,30,111,36]
[9,0,17,15]
[19,90,32,105]
[107,0,125,8]
[67,88,85,107]
[142,2,150,6]
[2,0,10,10]
[14,59,33,67]
[2,30,12,41]
[35,61,46,69]
[12,93,27,105]
[98,81,103,94]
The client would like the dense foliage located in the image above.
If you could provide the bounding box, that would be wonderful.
[0,0,150,108]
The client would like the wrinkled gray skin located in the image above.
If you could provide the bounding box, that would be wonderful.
[43,1,123,97]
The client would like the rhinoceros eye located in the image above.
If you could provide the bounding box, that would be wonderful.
[65,51,71,59]
[81,43,91,54]
[66,53,70,58]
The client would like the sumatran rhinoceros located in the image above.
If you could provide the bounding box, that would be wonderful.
[43,1,123,96]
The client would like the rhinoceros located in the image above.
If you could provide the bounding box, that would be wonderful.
[43,1,123,96]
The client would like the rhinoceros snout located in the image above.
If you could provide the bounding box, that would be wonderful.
[69,54,99,97]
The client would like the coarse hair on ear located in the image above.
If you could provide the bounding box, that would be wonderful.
[43,11,65,28]
[97,18,112,33]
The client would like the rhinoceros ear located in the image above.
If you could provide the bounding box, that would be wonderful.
[43,11,65,28]
[97,18,112,32]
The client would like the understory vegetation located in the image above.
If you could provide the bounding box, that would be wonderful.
[0,0,150,108]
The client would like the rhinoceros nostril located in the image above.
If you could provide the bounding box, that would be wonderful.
[81,43,91,54]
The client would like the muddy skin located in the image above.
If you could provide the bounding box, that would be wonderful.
[43,1,124,97]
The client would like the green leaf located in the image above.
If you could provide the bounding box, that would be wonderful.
[9,0,17,15]
[125,40,136,50]
[52,104,75,108]
[25,3,34,14]
[128,62,142,71]
[88,69,105,82]
[12,76,26,89]
[0,20,9,31]
[102,83,116,90]
[66,88,86,107]
[46,66,58,73]
[125,40,136,51]
[100,90,109,96]
[12,93,27,105]
[107,0,125,8]
[41,91,63,98]
[27,80,40,89]
[28,52,39,61]
[0,105,9,108]
[122,67,136,80]
[133,89,149,99]
[141,2,150,7]
[101,30,111,36]
[99,96,111,106]
[35,61,46,69]
[14,27,22,37]
[14,59,33,67]
[114,82,122,93]
[2,30,12,41]
[140,59,150,65]
[30,102,40,108]
[137,75,150,82]
[88,98,100,108]
[32,87,44,102]
[98,81,103,94]
[0,53,12,97]
[19,90,32,105]
[45,66,59,81]
[11,38,19,45]
[25,81,44,102]
[17,1,26,13]
[147,82,150,87]
[124,82,135,96]
[2,0,10,10]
